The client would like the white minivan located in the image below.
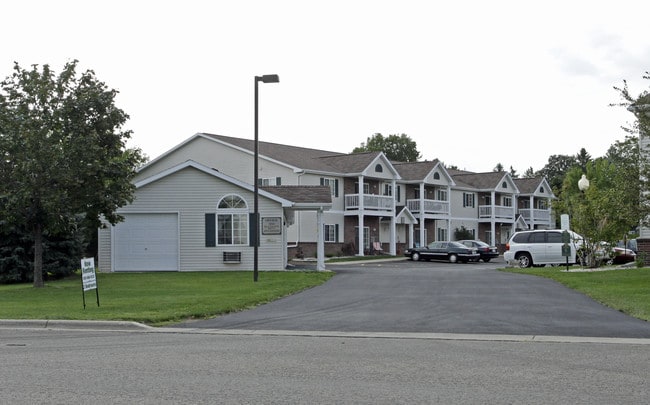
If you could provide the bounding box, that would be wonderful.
[504,230,581,268]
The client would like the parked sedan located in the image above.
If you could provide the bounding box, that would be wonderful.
[458,240,499,262]
[405,241,480,263]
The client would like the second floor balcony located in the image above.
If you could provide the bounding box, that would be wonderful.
[518,207,552,225]
[479,205,516,221]
[345,193,394,214]
[406,199,449,216]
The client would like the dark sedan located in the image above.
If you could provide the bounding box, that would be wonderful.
[405,241,480,263]
[458,240,499,262]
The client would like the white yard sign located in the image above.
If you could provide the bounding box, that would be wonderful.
[81,257,97,291]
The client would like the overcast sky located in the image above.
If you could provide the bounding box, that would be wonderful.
[3,0,649,173]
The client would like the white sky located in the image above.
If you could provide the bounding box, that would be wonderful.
[3,0,649,173]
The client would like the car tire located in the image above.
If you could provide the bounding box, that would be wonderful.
[516,253,532,268]
[412,252,420,261]
[449,254,458,263]
[483,258,491,263]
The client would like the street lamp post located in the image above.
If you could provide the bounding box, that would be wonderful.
[254,74,279,282]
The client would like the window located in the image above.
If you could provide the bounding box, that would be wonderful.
[414,188,420,199]
[325,224,339,243]
[503,196,512,207]
[502,181,507,188]
[538,200,547,209]
[320,178,339,197]
[521,200,530,209]
[547,232,562,243]
[383,184,392,196]
[375,164,383,173]
[540,187,545,193]
[433,172,440,180]
[259,177,281,186]
[437,227,448,241]
[217,195,248,245]
[463,193,475,208]
[436,189,447,201]
[354,182,370,194]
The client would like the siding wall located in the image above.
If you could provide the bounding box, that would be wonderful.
[101,167,285,271]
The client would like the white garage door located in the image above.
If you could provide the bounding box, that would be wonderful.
[113,213,179,271]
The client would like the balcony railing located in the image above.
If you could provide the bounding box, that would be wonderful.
[406,199,449,215]
[478,205,515,220]
[345,194,394,211]
[518,208,551,223]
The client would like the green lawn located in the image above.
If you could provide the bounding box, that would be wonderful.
[500,267,650,321]
[0,271,333,326]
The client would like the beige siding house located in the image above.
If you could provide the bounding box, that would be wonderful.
[98,160,331,272]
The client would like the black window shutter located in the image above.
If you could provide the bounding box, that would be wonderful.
[335,224,339,242]
[276,177,281,185]
[320,177,325,186]
[205,213,216,247]
[397,185,401,202]
[334,179,339,197]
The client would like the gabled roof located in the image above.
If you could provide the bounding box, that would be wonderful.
[513,177,555,198]
[393,159,455,185]
[261,185,332,210]
[202,133,347,173]
[134,160,333,208]
[451,171,519,192]
[204,133,400,178]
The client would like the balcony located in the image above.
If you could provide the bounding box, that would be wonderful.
[478,205,516,220]
[345,194,394,214]
[518,208,552,225]
[406,199,449,216]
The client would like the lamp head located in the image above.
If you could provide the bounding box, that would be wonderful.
[578,174,590,191]
[257,74,280,83]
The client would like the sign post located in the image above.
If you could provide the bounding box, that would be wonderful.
[81,257,100,309]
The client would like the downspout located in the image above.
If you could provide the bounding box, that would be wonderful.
[287,170,304,248]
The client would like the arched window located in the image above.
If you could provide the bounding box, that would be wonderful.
[217,195,248,245]
[433,172,440,180]
[502,181,507,188]
[540,187,545,193]
[375,164,383,173]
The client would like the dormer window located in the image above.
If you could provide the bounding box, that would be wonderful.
[433,172,440,180]
[375,164,383,173]
[540,187,545,193]
[502,181,507,188]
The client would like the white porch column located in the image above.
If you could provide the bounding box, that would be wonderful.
[529,195,534,229]
[419,182,425,246]
[491,191,496,246]
[491,221,496,246]
[358,175,365,256]
[390,179,397,255]
[316,208,325,271]
[408,222,414,248]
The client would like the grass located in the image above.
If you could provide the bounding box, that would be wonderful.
[0,271,333,326]
[500,266,650,321]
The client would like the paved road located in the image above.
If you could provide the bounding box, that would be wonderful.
[2,328,649,404]
[176,259,650,338]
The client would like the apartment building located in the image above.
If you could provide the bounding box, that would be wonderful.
[98,133,554,271]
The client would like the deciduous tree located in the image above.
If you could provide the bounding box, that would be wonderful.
[352,133,421,162]
[0,61,145,287]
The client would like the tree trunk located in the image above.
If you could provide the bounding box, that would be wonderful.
[33,223,44,288]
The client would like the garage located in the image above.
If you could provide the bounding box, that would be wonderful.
[113,213,179,271]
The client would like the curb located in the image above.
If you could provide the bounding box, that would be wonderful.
[3,320,650,345]
[0,319,154,331]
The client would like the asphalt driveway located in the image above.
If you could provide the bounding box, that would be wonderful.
[176,259,650,338]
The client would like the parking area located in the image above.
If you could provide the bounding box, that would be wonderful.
[176,258,650,338]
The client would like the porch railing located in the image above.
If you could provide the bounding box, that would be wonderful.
[518,208,551,223]
[345,194,394,211]
[406,199,449,215]
[478,205,515,220]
